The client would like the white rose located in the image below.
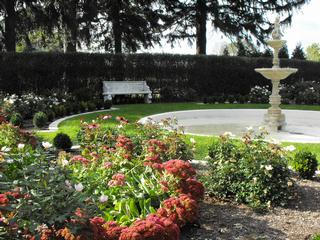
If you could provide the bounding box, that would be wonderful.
[74,183,84,192]
[99,194,109,203]
[42,142,53,149]
[18,143,25,150]
[283,145,296,152]
[265,165,273,171]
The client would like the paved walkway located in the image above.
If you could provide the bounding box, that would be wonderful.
[139,109,320,143]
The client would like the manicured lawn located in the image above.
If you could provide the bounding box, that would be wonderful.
[37,103,320,160]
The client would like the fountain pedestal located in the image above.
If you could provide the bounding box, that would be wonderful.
[255,17,298,131]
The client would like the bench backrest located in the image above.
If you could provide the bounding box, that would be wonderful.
[103,81,151,94]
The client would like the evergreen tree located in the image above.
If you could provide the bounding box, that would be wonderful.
[291,43,306,60]
[0,0,40,52]
[162,0,310,55]
[94,0,164,53]
[262,48,273,58]
[279,44,289,59]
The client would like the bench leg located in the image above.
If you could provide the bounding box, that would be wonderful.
[144,93,152,104]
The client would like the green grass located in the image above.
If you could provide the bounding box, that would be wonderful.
[37,103,320,160]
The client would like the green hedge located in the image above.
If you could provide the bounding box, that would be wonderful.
[0,52,319,102]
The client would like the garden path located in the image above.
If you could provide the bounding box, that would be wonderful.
[182,178,320,240]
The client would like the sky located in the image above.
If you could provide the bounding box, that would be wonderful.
[145,0,320,55]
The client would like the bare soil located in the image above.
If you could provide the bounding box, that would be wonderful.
[182,178,320,240]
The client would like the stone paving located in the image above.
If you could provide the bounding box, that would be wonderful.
[139,109,320,143]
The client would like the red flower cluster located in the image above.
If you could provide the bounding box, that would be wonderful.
[177,178,204,201]
[0,114,7,123]
[108,173,126,187]
[116,116,129,124]
[71,155,90,165]
[119,214,179,240]
[157,194,198,227]
[0,191,22,206]
[103,162,113,169]
[103,221,127,240]
[116,135,134,152]
[90,217,109,240]
[144,139,167,166]
[162,160,196,179]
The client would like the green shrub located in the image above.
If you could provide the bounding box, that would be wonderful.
[53,133,73,150]
[0,52,319,102]
[291,151,318,179]
[9,112,23,127]
[45,109,56,122]
[87,101,96,111]
[79,101,87,112]
[53,105,66,117]
[202,132,292,209]
[33,111,48,128]
[312,234,320,240]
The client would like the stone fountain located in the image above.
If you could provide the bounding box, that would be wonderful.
[255,17,298,131]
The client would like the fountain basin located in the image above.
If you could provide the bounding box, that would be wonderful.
[255,68,298,81]
[267,40,287,50]
[139,109,320,143]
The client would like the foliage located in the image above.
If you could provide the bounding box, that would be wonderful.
[291,151,318,179]
[202,130,293,209]
[249,85,270,104]
[1,115,202,239]
[279,44,289,59]
[280,81,320,105]
[1,53,320,103]
[312,234,320,240]
[9,112,23,127]
[33,111,48,128]
[291,43,306,60]
[306,43,320,62]
[53,133,73,150]
[0,122,36,149]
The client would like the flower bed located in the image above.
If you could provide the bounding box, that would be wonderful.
[0,91,111,128]
[0,116,203,239]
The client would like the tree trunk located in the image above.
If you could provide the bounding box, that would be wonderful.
[64,0,78,52]
[112,0,122,53]
[196,0,207,55]
[4,0,16,52]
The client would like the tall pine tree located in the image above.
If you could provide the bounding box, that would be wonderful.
[291,43,306,60]
[162,0,310,55]
[93,0,164,53]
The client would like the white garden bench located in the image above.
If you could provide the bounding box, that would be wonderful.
[103,81,152,103]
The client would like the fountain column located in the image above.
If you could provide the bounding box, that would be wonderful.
[255,17,298,132]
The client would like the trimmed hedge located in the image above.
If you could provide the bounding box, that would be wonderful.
[0,52,320,102]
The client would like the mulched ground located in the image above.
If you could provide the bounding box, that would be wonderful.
[182,177,320,240]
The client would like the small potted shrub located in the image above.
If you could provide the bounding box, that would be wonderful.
[9,112,23,127]
[33,111,48,128]
[291,151,318,179]
[53,133,73,151]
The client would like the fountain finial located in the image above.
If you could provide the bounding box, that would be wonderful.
[272,16,282,40]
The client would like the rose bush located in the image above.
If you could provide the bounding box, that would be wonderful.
[202,129,293,209]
